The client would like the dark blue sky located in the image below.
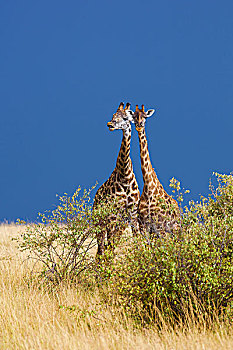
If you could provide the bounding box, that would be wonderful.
[1,0,233,222]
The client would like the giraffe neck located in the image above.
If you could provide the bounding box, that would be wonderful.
[115,129,132,178]
[138,128,160,188]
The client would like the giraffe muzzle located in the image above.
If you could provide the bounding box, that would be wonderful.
[136,126,143,132]
[107,122,115,130]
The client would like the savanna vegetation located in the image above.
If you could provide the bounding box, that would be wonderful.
[1,172,233,349]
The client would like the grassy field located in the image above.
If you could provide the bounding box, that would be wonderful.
[0,223,233,350]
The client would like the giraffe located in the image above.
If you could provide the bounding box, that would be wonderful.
[93,102,140,256]
[127,104,180,237]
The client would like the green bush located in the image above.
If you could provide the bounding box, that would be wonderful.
[16,185,127,284]
[16,173,233,326]
[99,173,233,324]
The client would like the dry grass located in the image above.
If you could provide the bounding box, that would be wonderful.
[0,223,233,350]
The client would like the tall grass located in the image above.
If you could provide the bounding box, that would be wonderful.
[0,223,233,350]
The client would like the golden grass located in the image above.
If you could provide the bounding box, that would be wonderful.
[0,223,233,350]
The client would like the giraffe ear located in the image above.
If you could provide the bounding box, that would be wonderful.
[145,109,155,118]
[125,110,135,122]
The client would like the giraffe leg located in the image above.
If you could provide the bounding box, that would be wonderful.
[127,203,140,236]
[107,229,114,250]
[131,218,140,236]
[107,222,123,255]
[96,229,106,257]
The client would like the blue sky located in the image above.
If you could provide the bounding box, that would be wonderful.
[1,0,233,222]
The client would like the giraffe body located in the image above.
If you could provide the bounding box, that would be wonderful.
[128,105,180,236]
[94,103,140,256]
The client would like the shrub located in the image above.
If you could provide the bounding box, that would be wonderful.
[16,173,233,326]
[16,185,127,284]
[99,173,233,325]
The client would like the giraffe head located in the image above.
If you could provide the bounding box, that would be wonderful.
[107,102,134,136]
[130,105,155,132]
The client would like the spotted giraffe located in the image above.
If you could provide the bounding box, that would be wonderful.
[94,102,140,256]
[128,104,180,236]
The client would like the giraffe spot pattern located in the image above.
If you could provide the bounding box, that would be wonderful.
[137,121,180,236]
